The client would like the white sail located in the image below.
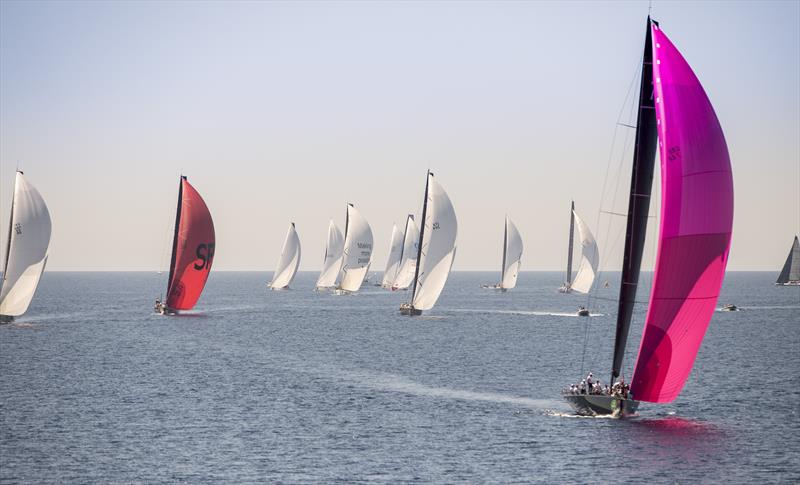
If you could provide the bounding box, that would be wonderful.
[500,216,523,289]
[0,172,52,317]
[315,220,344,288]
[569,209,599,294]
[411,173,457,311]
[338,204,373,292]
[393,215,419,289]
[270,223,301,289]
[381,224,403,287]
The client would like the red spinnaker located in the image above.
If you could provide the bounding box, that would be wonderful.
[166,177,215,310]
[630,24,734,403]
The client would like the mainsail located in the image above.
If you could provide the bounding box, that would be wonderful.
[0,172,51,318]
[569,210,599,294]
[776,236,800,284]
[338,204,373,292]
[165,176,216,311]
[381,223,403,288]
[629,20,734,403]
[315,220,344,288]
[270,223,301,289]
[409,172,458,312]
[500,216,523,290]
[392,214,418,290]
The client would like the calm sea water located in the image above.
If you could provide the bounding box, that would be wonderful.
[1,271,798,483]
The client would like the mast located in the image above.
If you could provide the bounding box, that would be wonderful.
[166,175,186,295]
[501,216,508,286]
[566,201,575,285]
[410,171,432,307]
[337,204,351,283]
[610,17,659,384]
[1,172,19,285]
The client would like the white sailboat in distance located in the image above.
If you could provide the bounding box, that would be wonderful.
[558,201,599,297]
[269,222,301,290]
[482,215,523,291]
[392,214,418,290]
[0,171,52,324]
[381,223,403,288]
[335,204,373,294]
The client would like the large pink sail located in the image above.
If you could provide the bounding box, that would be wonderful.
[630,23,734,403]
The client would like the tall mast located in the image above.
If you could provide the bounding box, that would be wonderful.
[1,172,20,285]
[501,216,508,285]
[166,175,186,295]
[566,200,575,285]
[410,171,432,306]
[610,17,659,384]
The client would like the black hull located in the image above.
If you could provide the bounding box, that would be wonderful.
[399,304,422,316]
[563,393,639,417]
[0,314,14,324]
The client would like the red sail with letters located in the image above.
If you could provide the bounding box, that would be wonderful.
[165,176,215,310]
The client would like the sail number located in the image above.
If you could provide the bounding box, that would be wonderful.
[194,243,215,270]
[432,222,440,230]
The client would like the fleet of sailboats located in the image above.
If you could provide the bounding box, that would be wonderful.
[269,223,301,290]
[0,171,51,324]
[563,16,734,417]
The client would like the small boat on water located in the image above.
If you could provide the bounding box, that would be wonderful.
[563,16,734,417]
[558,201,599,294]
[576,306,590,317]
[268,222,301,290]
[482,215,523,292]
[775,236,799,286]
[0,171,52,324]
[333,204,373,295]
[154,176,215,315]
[720,304,739,312]
[315,220,344,291]
[400,171,457,316]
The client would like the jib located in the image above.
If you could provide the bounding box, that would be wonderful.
[195,243,215,270]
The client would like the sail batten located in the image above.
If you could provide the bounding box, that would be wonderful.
[270,223,301,289]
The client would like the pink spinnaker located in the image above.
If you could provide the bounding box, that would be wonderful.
[630,23,734,403]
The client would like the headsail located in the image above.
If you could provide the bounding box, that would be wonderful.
[316,220,344,288]
[381,223,403,287]
[392,215,419,290]
[630,21,734,403]
[410,172,457,311]
[569,210,599,294]
[0,172,52,317]
[776,236,800,284]
[165,176,216,311]
[338,204,373,292]
[270,223,301,289]
[500,216,523,289]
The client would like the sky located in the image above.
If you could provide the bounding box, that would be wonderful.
[1,0,798,273]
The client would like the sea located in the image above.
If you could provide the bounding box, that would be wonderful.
[1,271,798,483]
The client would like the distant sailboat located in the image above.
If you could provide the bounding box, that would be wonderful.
[335,204,373,294]
[0,171,51,324]
[400,171,457,315]
[381,223,403,288]
[269,222,301,290]
[315,220,344,290]
[154,176,215,315]
[775,236,800,286]
[392,214,418,290]
[483,216,523,290]
[563,17,733,416]
[558,202,599,294]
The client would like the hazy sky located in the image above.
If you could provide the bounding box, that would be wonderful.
[1,0,798,272]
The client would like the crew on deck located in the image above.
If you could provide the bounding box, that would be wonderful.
[564,372,630,399]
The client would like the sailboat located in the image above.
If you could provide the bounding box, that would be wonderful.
[482,216,523,291]
[391,214,418,290]
[0,171,52,324]
[154,176,215,315]
[381,223,403,288]
[558,202,599,295]
[268,222,301,290]
[775,236,799,285]
[333,203,373,295]
[315,220,344,290]
[563,17,733,416]
[400,171,457,315]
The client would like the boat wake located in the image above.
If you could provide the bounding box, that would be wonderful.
[445,308,604,318]
[544,410,625,419]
